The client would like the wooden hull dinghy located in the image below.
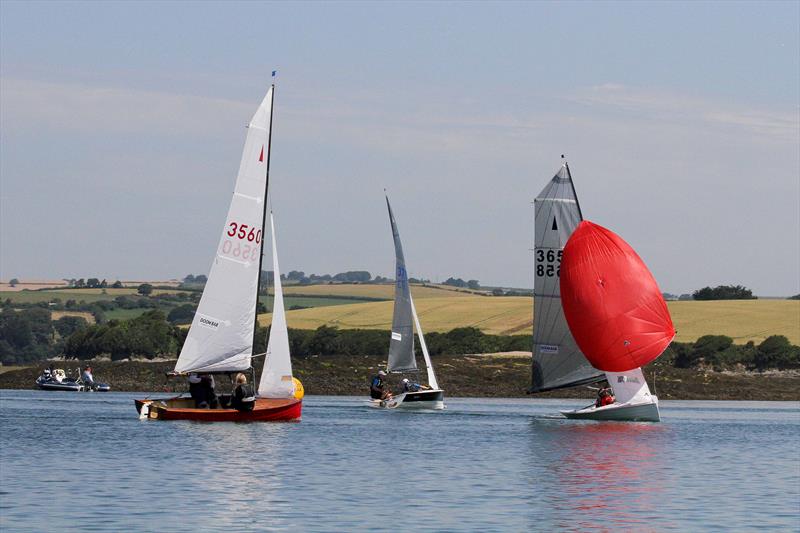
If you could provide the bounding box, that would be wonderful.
[135,397,301,422]
[135,81,303,422]
[369,389,445,410]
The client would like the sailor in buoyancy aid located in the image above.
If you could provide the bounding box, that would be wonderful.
[370,370,391,400]
[230,373,256,412]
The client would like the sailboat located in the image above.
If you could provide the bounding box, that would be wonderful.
[134,84,302,422]
[530,160,670,422]
[369,196,444,410]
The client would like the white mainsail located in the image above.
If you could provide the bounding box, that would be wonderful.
[174,88,273,374]
[258,213,295,398]
[530,164,604,392]
[386,196,417,373]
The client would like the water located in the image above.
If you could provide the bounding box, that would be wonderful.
[1,391,798,532]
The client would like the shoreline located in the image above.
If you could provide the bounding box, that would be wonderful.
[2,355,798,401]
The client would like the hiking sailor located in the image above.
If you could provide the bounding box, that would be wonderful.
[370,370,392,400]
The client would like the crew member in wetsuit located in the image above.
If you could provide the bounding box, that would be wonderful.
[230,373,256,412]
[370,370,391,400]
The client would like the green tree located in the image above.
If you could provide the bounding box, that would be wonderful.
[167,304,196,324]
[86,278,101,288]
[54,315,89,338]
[9,278,19,287]
[111,280,123,289]
[137,283,153,296]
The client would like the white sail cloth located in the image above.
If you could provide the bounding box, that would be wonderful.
[174,88,273,374]
[386,197,417,373]
[258,214,295,398]
[531,164,603,392]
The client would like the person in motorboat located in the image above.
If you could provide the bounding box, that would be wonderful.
[370,370,392,400]
[188,373,218,408]
[401,378,430,393]
[595,387,616,408]
[229,373,256,412]
[81,366,95,390]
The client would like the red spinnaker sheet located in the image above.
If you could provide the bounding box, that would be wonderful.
[560,221,675,372]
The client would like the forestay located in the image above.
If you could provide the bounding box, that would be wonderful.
[174,88,273,374]
[258,214,295,398]
[386,197,417,373]
[531,164,604,392]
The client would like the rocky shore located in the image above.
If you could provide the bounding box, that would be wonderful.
[2,354,799,401]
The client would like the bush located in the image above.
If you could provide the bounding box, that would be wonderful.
[167,304,196,324]
[754,336,800,370]
[675,335,733,368]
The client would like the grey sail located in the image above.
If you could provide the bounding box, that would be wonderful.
[531,164,604,392]
[386,196,417,373]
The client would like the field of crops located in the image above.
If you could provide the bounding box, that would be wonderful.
[282,283,480,299]
[259,296,800,345]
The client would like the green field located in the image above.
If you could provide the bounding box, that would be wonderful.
[258,293,800,345]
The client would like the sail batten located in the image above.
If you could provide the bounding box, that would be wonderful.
[531,164,604,392]
[174,88,273,375]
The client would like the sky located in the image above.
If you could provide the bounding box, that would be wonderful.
[1,1,798,296]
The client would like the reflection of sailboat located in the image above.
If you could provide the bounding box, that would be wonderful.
[530,161,673,422]
[530,420,667,530]
[370,196,444,410]
[134,83,302,421]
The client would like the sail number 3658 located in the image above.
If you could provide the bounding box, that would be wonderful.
[227,222,262,244]
[536,249,562,277]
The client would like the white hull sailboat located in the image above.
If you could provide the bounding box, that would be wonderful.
[530,160,670,422]
[135,82,303,422]
[369,196,444,410]
[561,369,660,422]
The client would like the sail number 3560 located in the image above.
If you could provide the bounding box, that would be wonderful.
[536,249,562,277]
[227,222,262,244]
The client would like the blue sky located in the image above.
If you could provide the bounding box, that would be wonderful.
[1,1,798,295]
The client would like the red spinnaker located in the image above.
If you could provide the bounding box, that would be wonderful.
[560,221,675,372]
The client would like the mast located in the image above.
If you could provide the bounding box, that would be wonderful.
[563,158,583,220]
[253,81,276,356]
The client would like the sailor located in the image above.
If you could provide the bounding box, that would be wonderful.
[370,370,391,400]
[189,373,218,409]
[596,387,615,407]
[81,366,95,390]
[401,378,430,393]
[230,373,256,412]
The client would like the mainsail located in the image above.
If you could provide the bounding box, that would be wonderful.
[257,213,295,398]
[386,196,417,373]
[559,220,676,372]
[531,164,604,392]
[174,88,273,374]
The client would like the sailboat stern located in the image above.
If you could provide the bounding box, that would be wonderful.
[396,389,445,410]
[561,397,660,422]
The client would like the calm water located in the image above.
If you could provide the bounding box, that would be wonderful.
[1,391,798,532]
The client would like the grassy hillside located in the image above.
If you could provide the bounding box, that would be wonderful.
[259,296,800,344]
[282,283,482,299]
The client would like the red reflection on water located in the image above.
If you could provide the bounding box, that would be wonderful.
[539,421,672,531]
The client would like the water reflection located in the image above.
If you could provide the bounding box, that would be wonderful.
[528,419,674,531]
[175,422,294,530]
